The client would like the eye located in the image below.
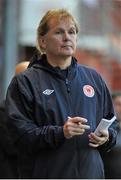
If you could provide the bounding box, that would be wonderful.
[69,30,76,34]
[55,31,61,34]
[55,30,63,34]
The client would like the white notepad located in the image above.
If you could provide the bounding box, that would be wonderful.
[94,116,116,136]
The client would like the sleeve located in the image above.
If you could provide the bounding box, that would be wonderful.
[6,76,65,154]
[98,78,118,152]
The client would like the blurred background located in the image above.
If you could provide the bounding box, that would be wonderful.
[0,0,121,101]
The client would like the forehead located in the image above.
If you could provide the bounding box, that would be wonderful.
[113,96,121,106]
[114,96,121,101]
[48,17,76,29]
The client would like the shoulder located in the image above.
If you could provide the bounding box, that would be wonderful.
[77,63,102,80]
[11,67,37,85]
[7,69,36,99]
[76,63,109,93]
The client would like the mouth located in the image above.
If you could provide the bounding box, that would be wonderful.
[61,45,72,48]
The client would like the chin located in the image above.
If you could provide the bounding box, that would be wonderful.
[62,51,74,56]
[61,54,73,58]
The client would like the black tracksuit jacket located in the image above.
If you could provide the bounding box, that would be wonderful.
[6,54,117,178]
[0,101,18,178]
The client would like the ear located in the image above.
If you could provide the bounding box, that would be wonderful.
[39,37,46,50]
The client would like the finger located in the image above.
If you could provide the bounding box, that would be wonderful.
[68,126,85,134]
[69,117,88,124]
[88,134,103,144]
[68,121,90,130]
[66,122,86,130]
[89,138,103,145]
[99,130,109,137]
[89,142,99,148]
[66,122,79,128]
[71,131,84,136]
[68,123,90,133]
[67,120,90,129]
[89,132,109,144]
[79,124,90,130]
[89,133,102,141]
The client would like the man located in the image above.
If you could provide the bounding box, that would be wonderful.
[0,100,18,178]
[103,91,121,179]
[5,9,117,179]
[15,61,30,74]
[0,61,29,178]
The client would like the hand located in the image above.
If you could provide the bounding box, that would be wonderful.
[88,130,109,148]
[63,116,90,139]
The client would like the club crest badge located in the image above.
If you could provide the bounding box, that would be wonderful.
[83,85,95,97]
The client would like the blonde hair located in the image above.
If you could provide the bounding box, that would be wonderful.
[36,8,79,53]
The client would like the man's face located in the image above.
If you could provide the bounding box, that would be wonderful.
[41,17,77,58]
[113,96,121,122]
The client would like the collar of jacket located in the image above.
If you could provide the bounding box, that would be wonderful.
[29,54,77,80]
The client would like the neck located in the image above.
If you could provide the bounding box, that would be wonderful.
[46,55,72,69]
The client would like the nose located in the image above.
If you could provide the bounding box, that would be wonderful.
[63,32,70,41]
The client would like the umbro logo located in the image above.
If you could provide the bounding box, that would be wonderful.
[43,89,54,95]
